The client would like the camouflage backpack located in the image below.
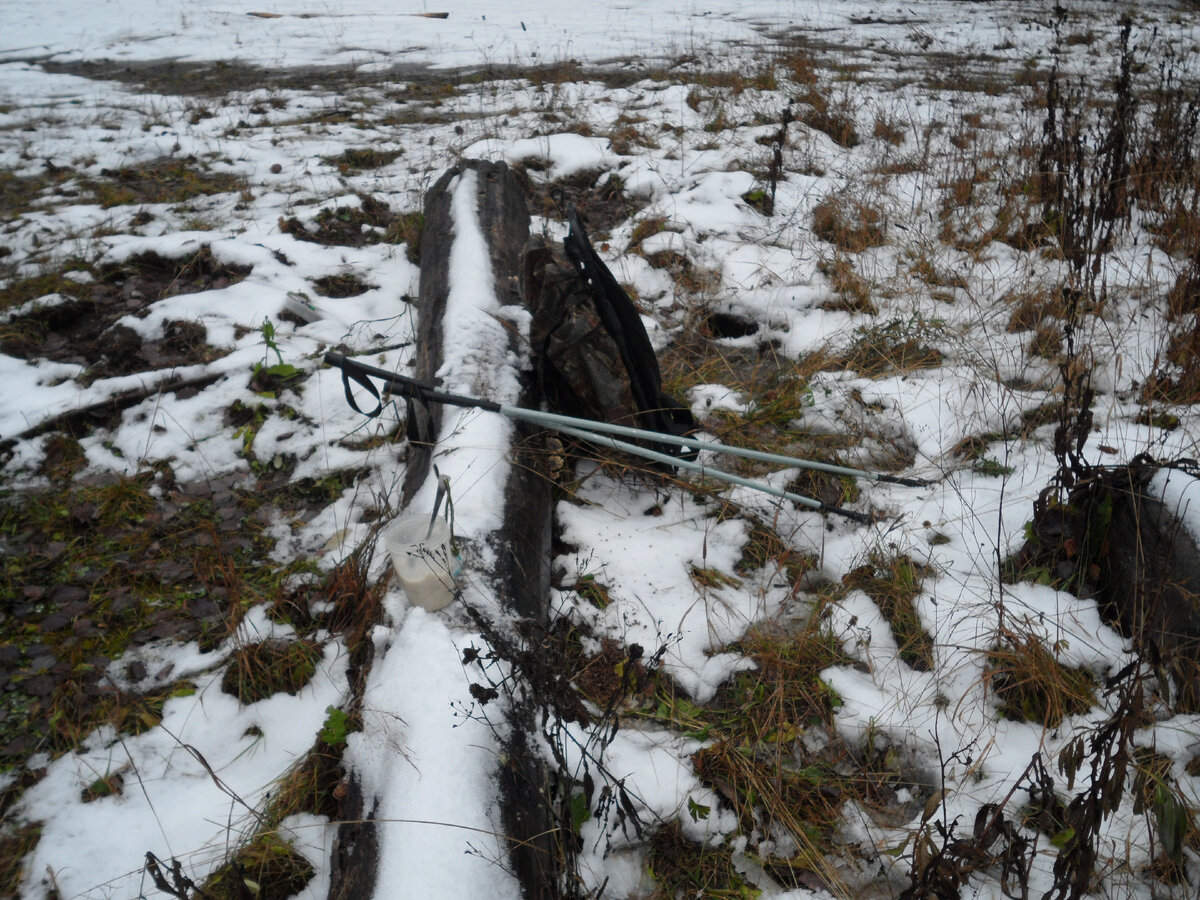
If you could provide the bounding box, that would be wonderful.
[522,210,697,465]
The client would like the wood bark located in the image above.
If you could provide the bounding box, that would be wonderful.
[329,160,557,899]
[1100,466,1200,710]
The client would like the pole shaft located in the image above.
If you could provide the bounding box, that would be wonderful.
[551,422,871,523]
[500,404,918,485]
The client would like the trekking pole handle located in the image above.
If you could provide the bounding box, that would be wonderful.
[324,351,503,415]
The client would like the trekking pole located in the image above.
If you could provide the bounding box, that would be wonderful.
[325,352,929,488]
[548,420,873,523]
[512,404,927,486]
[327,352,870,522]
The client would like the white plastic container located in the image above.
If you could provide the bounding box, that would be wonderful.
[385,515,461,611]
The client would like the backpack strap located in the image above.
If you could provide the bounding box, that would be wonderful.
[562,208,698,459]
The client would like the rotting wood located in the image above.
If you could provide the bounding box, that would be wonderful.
[1099,463,1200,710]
[329,160,556,899]
[1008,458,1200,711]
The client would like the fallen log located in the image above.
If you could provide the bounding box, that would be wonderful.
[1006,456,1200,711]
[329,160,556,899]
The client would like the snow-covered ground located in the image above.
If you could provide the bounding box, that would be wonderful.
[3,2,1200,899]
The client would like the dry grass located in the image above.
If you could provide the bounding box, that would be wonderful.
[818,253,876,313]
[986,629,1096,727]
[811,194,885,252]
[82,157,246,208]
[200,830,315,899]
[0,823,41,897]
[324,147,403,173]
[836,318,945,377]
[629,216,670,250]
[843,554,935,672]
[734,515,818,589]
[649,612,856,896]
[647,820,761,898]
[220,639,323,705]
[796,81,860,148]
[643,249,717,296]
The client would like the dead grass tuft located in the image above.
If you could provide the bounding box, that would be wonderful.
[83,157,246,208]
[1029,323,1064,360]
[221,639,323,705]
[0,167,75,223]
[838,318,944,376]
[201,831,314,899]
[280,194,422,258]
[629,216,671,249]
[650,612,873,895]
[818,253,876,313]
[734,516,818,590]
[843,554,935,671]
[797,82,860,148]
[644,249,716,296]
[647,821,759,899]
[812,194,885,252]
[0,823,41,897]
[986,629,1096,727]
[324,147,403,173]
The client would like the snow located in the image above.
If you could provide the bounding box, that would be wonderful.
[3,2,1200,899]
[17,616,349,900]
[345,611,522,900]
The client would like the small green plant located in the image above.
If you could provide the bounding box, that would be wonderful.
[319,706,350,747]
[82,771,125,803]
[574,573,612,609]
[974,457,1015,478]
[256,317,301,382]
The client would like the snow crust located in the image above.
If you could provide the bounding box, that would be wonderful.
[4,3,1200,899]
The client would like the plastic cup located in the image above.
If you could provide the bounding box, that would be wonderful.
[384,515,461,611]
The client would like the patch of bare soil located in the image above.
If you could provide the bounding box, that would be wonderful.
[312,273,377,298]
[511,164,645,236]
[0,462,371,767]
[0,469,261,763]
[0,247,247,380]
[31,57,648,100]
[35,58,437,98]
[279,194,422,258]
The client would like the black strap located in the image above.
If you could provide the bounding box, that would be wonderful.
[325,351,502,419]
[561,208,698,461]
[338,355,385,418]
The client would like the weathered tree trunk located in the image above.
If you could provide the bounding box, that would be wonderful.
[1010,459,1200,711]
[329,160,557,899]
[1099,465,1200,710]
